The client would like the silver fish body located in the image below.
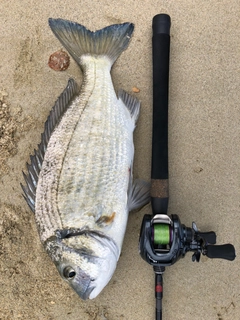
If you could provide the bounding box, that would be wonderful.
[22,18,150,300]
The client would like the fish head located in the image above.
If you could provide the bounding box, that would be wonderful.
[44,230,119,299]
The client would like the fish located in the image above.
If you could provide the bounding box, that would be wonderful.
[21,18,150,300]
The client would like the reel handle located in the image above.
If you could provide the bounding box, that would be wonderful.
[205,244,236,261]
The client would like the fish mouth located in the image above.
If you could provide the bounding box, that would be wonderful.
[78,285,95,300]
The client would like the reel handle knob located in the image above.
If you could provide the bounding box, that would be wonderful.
[205,244,236,261]
[198,231,216,244]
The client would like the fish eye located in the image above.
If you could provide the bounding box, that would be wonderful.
[63,266,76,279]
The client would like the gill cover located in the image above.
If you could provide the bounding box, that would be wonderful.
[44,229,119,299]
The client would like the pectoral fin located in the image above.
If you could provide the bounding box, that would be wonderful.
[128,179,151,212]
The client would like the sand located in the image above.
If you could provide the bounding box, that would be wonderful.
[0,1,239,319]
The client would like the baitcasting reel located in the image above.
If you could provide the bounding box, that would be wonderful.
[139,213,236,267]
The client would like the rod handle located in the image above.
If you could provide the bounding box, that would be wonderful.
[151,14,171,181]
[151,14,171,215]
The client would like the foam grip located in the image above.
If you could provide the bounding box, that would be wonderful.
[151,14,171,181]
[206,244,236,261]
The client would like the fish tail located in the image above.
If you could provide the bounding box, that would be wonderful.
[48,18,134,67]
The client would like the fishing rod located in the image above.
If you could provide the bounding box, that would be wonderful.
[139,14,236,320]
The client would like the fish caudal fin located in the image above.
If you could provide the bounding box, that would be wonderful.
[21,79,79,213]
[48,18,134,66]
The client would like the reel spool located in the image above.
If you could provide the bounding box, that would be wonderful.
[152,215,173,249]
[153,224,171,246]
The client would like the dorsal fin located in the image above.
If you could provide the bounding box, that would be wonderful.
[21,78,79,213]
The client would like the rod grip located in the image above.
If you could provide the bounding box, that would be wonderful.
[206,244,236,261]
[151,14,171,181]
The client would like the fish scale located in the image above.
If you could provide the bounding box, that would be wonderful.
[22,18,150,300]
[36,95,84,241]
[57,59,132,238]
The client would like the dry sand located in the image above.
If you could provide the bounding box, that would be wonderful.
[0,1,239,319]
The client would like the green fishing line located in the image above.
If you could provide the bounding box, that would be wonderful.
[154,224,170,245]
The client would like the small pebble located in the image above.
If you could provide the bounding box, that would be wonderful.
[48,50,70,71]
[132,86,140,93]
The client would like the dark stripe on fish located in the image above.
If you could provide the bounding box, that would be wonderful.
[56,227,119,259]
